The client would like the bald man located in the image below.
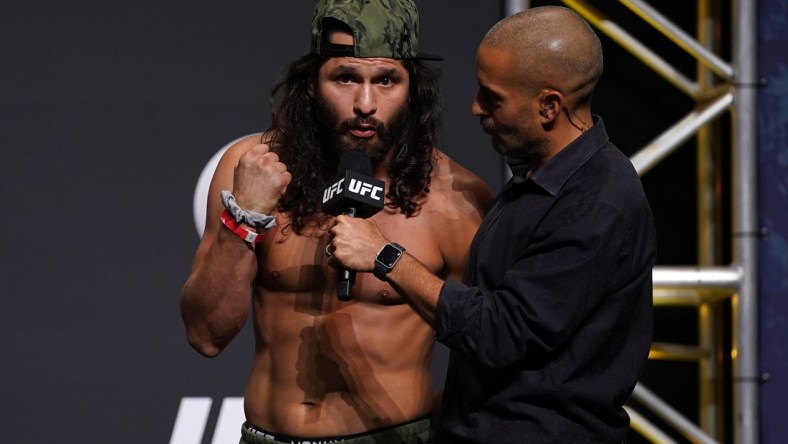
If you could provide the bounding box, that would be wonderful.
[329,6,657,443]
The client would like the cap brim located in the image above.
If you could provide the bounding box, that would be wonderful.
[315,43,355,57]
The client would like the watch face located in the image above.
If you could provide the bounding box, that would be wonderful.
[377,244,403,268]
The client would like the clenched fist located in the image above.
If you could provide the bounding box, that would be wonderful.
[232,143,291,214]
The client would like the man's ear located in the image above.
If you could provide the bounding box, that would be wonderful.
[539,90,561,121]
[308,81,315,98]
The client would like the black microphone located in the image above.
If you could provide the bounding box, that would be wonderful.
[321,151,385,301]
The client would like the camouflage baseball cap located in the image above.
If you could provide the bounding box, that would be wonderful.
[310,0,442,60]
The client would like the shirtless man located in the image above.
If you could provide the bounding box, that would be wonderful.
[180,1,492,442]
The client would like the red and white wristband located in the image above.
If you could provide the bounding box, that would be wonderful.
[220,209,266,245]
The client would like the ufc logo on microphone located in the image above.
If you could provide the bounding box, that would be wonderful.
[348,178,383,200]
[322,179,345,203]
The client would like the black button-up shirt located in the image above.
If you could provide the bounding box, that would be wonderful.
[436,118,657,443]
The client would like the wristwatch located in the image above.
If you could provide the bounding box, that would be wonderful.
[373,243,405,280]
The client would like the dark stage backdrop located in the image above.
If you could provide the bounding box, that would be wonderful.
[2,1,785,443]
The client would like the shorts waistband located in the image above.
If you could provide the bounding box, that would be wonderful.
[243,416,430,443]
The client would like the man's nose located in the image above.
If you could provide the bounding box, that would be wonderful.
[471,91,485,116]
[354,84,377,116]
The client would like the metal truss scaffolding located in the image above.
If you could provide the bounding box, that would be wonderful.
[503,1,759,442]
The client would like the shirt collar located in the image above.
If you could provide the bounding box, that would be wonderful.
[524,115,609,196]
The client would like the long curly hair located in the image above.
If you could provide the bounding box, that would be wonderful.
[265,54,442,234]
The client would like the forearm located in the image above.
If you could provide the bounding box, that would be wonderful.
[180,228,258,356]
[383,253,443,327]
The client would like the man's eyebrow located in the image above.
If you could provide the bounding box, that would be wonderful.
[376,67,403,78]
[329,64,360,75]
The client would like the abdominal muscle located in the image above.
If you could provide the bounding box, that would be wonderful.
[242,226,436,437]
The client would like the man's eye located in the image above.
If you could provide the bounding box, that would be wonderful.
[481,90,501,106]
[379,77,393,86]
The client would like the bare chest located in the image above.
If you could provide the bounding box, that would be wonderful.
[255,214,443,308]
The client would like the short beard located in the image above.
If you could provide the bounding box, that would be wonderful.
[489,123,550,165]
[495,139,550,164]
[313,93,409,166]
